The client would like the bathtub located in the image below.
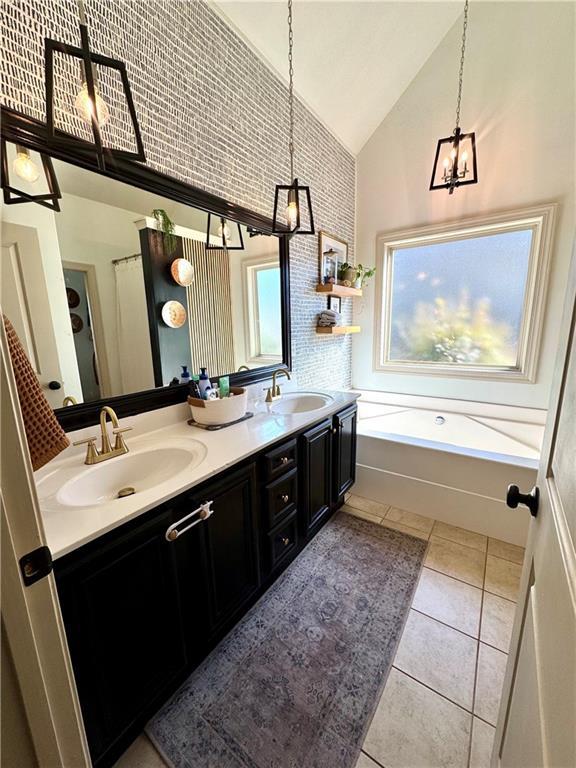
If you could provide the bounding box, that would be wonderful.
[353,391,545,546]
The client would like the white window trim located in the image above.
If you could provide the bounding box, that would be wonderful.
[242,255,282,367]
[373,203,557,382]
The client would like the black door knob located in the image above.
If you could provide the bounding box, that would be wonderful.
[506,484,539,517]
[48,380,62,390]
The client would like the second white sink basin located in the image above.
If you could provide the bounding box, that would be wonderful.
[271,392,334,415]
[38,440,207,510]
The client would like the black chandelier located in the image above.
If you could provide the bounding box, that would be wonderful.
[430,0,478,193]
[44,0,146,169]
[1,140,61,211]
[205,214,245,251]
[272,0,315,235]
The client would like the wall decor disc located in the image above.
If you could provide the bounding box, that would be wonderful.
[67,287,80,308]
[70,312,84,333]
[161,300,187,328]
[170,258,194,286]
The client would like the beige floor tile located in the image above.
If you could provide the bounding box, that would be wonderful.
[386,506,434,534]
[469,717,496,768]
[474,643,508,726]
[380,517,430,541]
[394,610,477,710]
[485,555,522,601]
[363,668,471,768]
[488,538,525,565]
[481,592,516,652]
[346,494,390,519]
[425,537,486,588]
[114,735,167,768]
[341,505,383,525]
[432,521,487,553]
[412,567,482,636]
[355,752,381,768]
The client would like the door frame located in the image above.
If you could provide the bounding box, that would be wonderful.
[62,260,112,399]
[1,316,91,767]
[493,237,576,765]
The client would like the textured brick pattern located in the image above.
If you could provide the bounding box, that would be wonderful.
[1,0,356,389]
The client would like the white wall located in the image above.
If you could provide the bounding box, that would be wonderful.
[353,2,575,409]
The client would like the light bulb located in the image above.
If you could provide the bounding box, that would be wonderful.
[217,221,231,243]
[443,157,450,169]
[13,147,40,183]
[461,150,468,163]
[75,82,110,128]
[286,201,298,229]
[450,148,457,160]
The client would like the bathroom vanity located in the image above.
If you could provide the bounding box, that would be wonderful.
[49,398,357,767]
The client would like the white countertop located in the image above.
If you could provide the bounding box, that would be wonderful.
[35,390,358,560]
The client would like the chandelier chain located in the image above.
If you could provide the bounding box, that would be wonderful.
[288,0,294,180]
[455,0,469,131]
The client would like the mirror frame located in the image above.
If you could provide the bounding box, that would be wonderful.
[1,107,292,430]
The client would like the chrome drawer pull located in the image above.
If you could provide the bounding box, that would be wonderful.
[280,456,289,465]
[280,494,290,504]
[281,537,290,547]
[165,501,213,542]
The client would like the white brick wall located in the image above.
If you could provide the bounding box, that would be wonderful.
[1,0,356,389]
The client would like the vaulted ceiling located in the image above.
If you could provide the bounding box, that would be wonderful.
[212,1,462,154]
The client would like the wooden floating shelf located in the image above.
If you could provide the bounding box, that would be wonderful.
[315,283,363,298]
[316,325,361,335]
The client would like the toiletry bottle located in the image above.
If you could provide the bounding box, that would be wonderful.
[218,376,230,399]
[199,367,212,399]
[180,365,191,385]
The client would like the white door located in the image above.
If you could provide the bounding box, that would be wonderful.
[1,315,91,767]
[494,243,576,768]
[1,222,64,408]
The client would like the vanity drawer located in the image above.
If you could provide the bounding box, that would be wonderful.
[264,438,297,480]
[265,467,298,529]
[268,511,298,570]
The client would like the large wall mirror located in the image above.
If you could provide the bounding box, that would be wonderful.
[1,114,290,429]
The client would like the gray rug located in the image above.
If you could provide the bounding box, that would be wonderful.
[147,510,427,768]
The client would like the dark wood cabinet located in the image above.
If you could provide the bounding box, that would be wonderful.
[55,506,189,768]
[333,405,358,505]
[54,405,357,768]
[300,418,333,534]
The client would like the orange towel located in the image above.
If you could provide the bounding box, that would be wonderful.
[3,315,70,470]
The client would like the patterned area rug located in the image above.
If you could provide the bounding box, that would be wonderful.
[147,511,427,768]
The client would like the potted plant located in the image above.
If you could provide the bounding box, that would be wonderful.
[152,208,177,256]
[355,263,376,288]
[338,262,376,289]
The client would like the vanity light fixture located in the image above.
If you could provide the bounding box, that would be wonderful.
[205,214,245,251]
[1,140,62,211]
[430,0,478,194]
[272,0,315,235]
[44,0,146,168]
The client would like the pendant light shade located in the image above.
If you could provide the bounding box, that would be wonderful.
[44,0,145,168]
[430,0,478,193]
[205,214,244,251]
[272,0,315,235]
[1,140,61,211]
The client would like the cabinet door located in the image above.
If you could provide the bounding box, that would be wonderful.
[55,507,189,768]
[193,463,260,636]
[300,419,333,535]
[333,405,358,505]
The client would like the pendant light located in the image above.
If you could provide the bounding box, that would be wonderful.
[45,0,146,168]
[430,0,478,193]
[272,0,314,235]
[205,214,245,251]
[1,140,61,211]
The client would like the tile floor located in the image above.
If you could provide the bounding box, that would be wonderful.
[115,495,524,768]
[344,494,524,768]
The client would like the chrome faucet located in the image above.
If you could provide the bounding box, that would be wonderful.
[264,368,291,403]
[73,405,132,465]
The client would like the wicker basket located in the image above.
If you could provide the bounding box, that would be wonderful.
[187,387,248,426]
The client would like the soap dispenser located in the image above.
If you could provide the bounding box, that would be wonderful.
[199,367,212,399]
[180,365,191,385]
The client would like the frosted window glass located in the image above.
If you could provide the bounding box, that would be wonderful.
[388,229,533,366]
[256,266,282,356]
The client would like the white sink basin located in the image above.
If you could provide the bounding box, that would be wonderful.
[271,392,334,415]
[38,440,207,509]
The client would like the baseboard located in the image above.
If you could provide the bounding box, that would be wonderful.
[355,464,530,546]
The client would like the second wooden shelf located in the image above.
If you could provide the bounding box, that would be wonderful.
[316,325,361,335]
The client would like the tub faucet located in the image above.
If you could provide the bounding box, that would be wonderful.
[73,405,132,465]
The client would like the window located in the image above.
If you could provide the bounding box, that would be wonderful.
[244,259,282,364]
[374,205,556,380]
